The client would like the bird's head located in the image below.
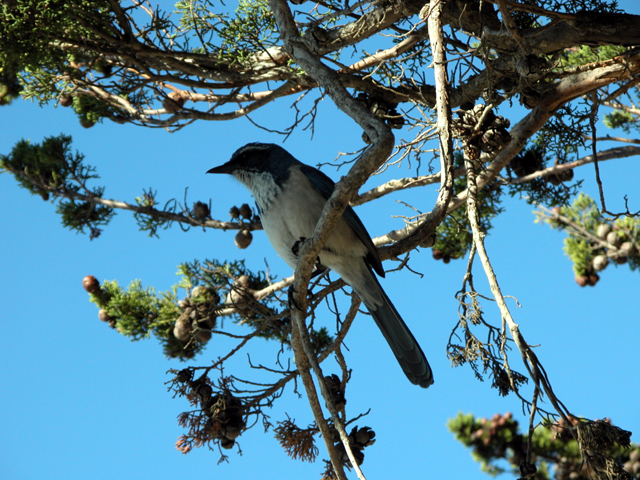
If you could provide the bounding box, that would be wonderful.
[207,143,300,209]
[207,142,296,182]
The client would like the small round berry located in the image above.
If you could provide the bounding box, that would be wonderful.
[163,91,185,113]
[234,230,253,249]
[173,314,192,342]
[239,203,252,219]
[98,309,113,322]
[83,275,100,293]
[192,201,210,220]
[596,223,612,240]
[59,95,73,107]
[575,275,588,287]
[592,255,609,272]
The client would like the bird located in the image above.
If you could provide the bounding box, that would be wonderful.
[207,142,433,388]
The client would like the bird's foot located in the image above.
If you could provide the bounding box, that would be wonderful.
[291,237,307,258]
[287,284,304,312]
[292,237,323,269]
[310,264,328,279]
[287,282,319,312]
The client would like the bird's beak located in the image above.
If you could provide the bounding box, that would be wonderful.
[206,163,233,175]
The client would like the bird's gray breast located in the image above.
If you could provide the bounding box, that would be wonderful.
[256,166,369,271]
[257,167,327,269]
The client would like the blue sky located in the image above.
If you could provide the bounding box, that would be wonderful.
[1,2,640,479]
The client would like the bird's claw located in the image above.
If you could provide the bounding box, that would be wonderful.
[287,284,303,311]
[291,237,306,258]
[292,237,323,269]
[287,284,316,312]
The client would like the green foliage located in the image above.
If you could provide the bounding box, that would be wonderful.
[84,257,338,361]
[560,45,627,69]
[556,45,639,140]
[71,94,119,126]
[506,103,590,208]
[177,258,270,296]
[551,194,603,276]
[175,0,277,63]
[535,105,588,163]
[564,235,594,276]
[604,110,638,133]
[0,1,113,98]
[0,59,22,106]
[0,134,114,238]
[448,411,526,477]
[56,195,114,239]
[432,154,503,262]
[448,412,638,480]
[175,0,222,33]
[95,279,165,340]
[218,0,277,63]
[1,134,70,198]
[308,327,333,355]
[86,258,288,361]
[133,188,177,238]
[535,193,640,278]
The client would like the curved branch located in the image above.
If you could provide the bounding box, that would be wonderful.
[506,146,640,184]
[353,167,466,206]
[339,25,429,74]
[4,165,258,232]
[380,1,455,258]
[446,50,640,213]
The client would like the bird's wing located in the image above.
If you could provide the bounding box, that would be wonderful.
[299,164,385,278]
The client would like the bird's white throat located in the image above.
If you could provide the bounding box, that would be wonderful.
[233,170,282,212]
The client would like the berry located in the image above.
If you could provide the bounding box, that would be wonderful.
[173,314,192,342]
[192,201,210,220]
[420,234,436,249]
[592,255,609,272]
[82,275,100,293]
[59,95,73,107]
[239,203,252,219]
[176,369,193,383]
[619,241,636,257]
[606,231,622,247]
[80,117,96,128]
[596,223,611,240]
[195,329,212,344]
[162,91,185,113]
[220,437,235,449]
[235,230,253,249]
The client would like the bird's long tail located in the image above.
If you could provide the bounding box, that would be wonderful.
[358,272,433,388]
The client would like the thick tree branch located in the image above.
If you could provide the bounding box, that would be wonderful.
[268,0,396,476]
[506,146,640,184]
[381,0,455,258]
[448,50,640,212]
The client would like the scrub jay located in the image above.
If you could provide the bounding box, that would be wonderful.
[207,143,433,388]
